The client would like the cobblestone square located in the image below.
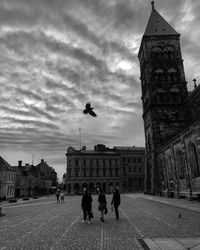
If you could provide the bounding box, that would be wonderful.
[0,194,200,250]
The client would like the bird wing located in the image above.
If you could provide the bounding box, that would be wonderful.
[89,109,97,117]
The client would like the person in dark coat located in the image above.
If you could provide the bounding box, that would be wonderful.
[111,188,121,220]
[98,190,107,222]
[81,188,93,224]
[56,190,60,203]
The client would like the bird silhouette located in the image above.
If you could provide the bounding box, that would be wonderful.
[83,102,97,117]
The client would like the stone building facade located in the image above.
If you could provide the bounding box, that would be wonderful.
[0,156,16,200]
[138,2,200,197]
[65,144,145,194]
[113,147,145,193]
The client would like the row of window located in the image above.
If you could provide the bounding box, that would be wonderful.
[122,157,143,163]
[68,168,120,178]
[68,158,120,167]
[8,172,16,181]
[68,165,143,178]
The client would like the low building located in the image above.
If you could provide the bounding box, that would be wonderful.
[0,156,16,200]
[15,159,57,197]
[65,144,145,194]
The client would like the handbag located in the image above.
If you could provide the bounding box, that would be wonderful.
[104,207,108,215]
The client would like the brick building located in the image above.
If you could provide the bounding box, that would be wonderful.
[65,144,145,194]
[138,2,200,198]
[15,159,57,197]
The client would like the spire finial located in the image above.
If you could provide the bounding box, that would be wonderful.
[193,78,197,89]
[151,1,155,10]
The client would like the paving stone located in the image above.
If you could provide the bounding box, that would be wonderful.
[0,194,200,249]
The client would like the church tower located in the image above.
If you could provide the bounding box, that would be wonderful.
[138,2,188,194]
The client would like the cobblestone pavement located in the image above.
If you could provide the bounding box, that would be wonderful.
[0,194,200,249]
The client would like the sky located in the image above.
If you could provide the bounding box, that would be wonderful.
[1,0,200,181]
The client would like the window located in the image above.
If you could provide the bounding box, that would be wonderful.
[134,167,137,173]
[138,167,142,173]
[127,158,131,163]
[7,186,10,196]
[97,160,99,166]
[68,171,71,178]
[109,168,112,177]
[103,160,105,166]
[75,160,79,166]
[103,168,106,177]
[132,158,136,163]
[83,169,86,177]
[109,159,112,166]
[75,169,79,177]
[90,169,93,177]
[122,157,126,163]
[96,168,99,177]
[83,160,86,166]
[115,168,119,177]
[138,158,142,163]
[90,159,93,166]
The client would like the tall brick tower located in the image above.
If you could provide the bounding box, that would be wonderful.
[138,1,188,194]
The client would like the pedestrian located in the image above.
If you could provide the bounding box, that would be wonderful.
[98,189,107,222]
[81,188,93,224]
[60,190,64,203]
[111,188,121,220]
[56,190,60,203]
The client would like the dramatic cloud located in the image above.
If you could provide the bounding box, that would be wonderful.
[0,0,200,179]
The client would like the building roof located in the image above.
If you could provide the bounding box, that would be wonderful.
[144,1,179,37]
[113,146,145,150]
[0,156,16,172]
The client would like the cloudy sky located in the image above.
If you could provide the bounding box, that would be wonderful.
[1,0,200,180]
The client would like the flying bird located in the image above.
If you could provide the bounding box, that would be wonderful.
[83,102,97,117]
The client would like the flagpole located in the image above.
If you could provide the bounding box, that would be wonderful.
[79,127,81,150]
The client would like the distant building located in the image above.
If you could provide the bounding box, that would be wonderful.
[0,156,16,200]
[14,159,57,197]
[114,147,145,193]
[65,144,145,194]
[138,2,200,197]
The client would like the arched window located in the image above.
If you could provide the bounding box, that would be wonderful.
[151,47,162,59]
[188,143,200,178]
[176,150,185,179]
[163,46,175,59]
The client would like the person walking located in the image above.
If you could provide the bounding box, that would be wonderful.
[98,189,107,222]
[60,190,64,203]
[111,188,121,220]
[56,190,60,203]
[81,188,93,224]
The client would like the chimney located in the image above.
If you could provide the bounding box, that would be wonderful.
[18,160,22,167]
[82,146,86,150]
[41,159,44,163]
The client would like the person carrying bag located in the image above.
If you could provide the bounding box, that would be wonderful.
[98,189,107,222]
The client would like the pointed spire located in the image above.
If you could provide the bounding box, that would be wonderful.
[151,1,155,10]
[144,2,179,37]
